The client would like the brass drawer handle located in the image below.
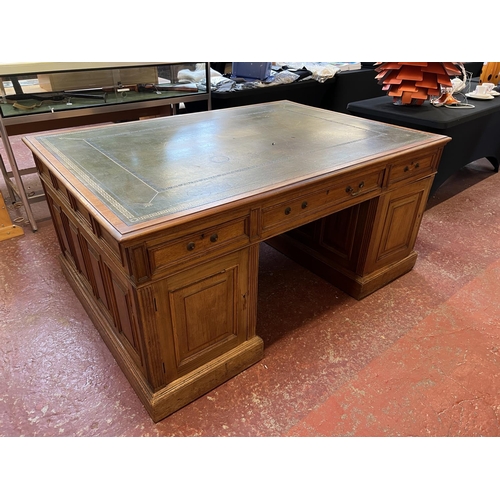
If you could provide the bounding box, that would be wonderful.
[345,181,365,196]
[404,162,420,172]
[187,242,196,251]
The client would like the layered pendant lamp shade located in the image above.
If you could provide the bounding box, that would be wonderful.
[375,62,462,105]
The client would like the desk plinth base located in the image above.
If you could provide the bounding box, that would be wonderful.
[60,255,264,422]
[267,235,417,300]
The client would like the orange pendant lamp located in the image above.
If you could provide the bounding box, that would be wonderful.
[375,62,462,105]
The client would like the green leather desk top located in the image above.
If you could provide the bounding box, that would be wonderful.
[27,101,440,227]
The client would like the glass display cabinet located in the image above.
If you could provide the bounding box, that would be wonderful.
[0,62,211,231]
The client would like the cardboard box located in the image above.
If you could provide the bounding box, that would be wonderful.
[38,67,159,91]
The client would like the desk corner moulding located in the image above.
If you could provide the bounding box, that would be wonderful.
[22,101,450,421]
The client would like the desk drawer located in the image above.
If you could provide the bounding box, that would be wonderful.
[262,167,384,235]
[387,153,435,185]
[149,216,250,275]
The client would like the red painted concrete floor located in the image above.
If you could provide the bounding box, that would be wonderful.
[2,132,499,496]
[2,132,500,438]
[0,132,500,498]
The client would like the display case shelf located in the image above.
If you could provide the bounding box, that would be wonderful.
[0,62,211,231]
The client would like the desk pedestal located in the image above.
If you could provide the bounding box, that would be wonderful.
[60,251,263,421]
[270,176,432,299]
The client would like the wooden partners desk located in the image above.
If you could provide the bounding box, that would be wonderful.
[347,84,500,195]
[23,102,449,421]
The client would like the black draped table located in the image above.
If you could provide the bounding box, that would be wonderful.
[347,83,500,194]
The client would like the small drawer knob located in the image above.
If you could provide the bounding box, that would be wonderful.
[284,207,292,215]
[210,233,218,243]
[301,201,308,209]
[346,182,364,196]
[187,242,196,251]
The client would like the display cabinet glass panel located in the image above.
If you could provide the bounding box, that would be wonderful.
[0,62,211,119]
[0,62,211,232]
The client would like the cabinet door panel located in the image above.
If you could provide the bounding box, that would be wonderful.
[170,266,238,367]
[110,274,143,365]
[152,248,254,380]
[318,204,368,272]
[46,195,71,257]
[366,177,432,272]
[86,242,111,312]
